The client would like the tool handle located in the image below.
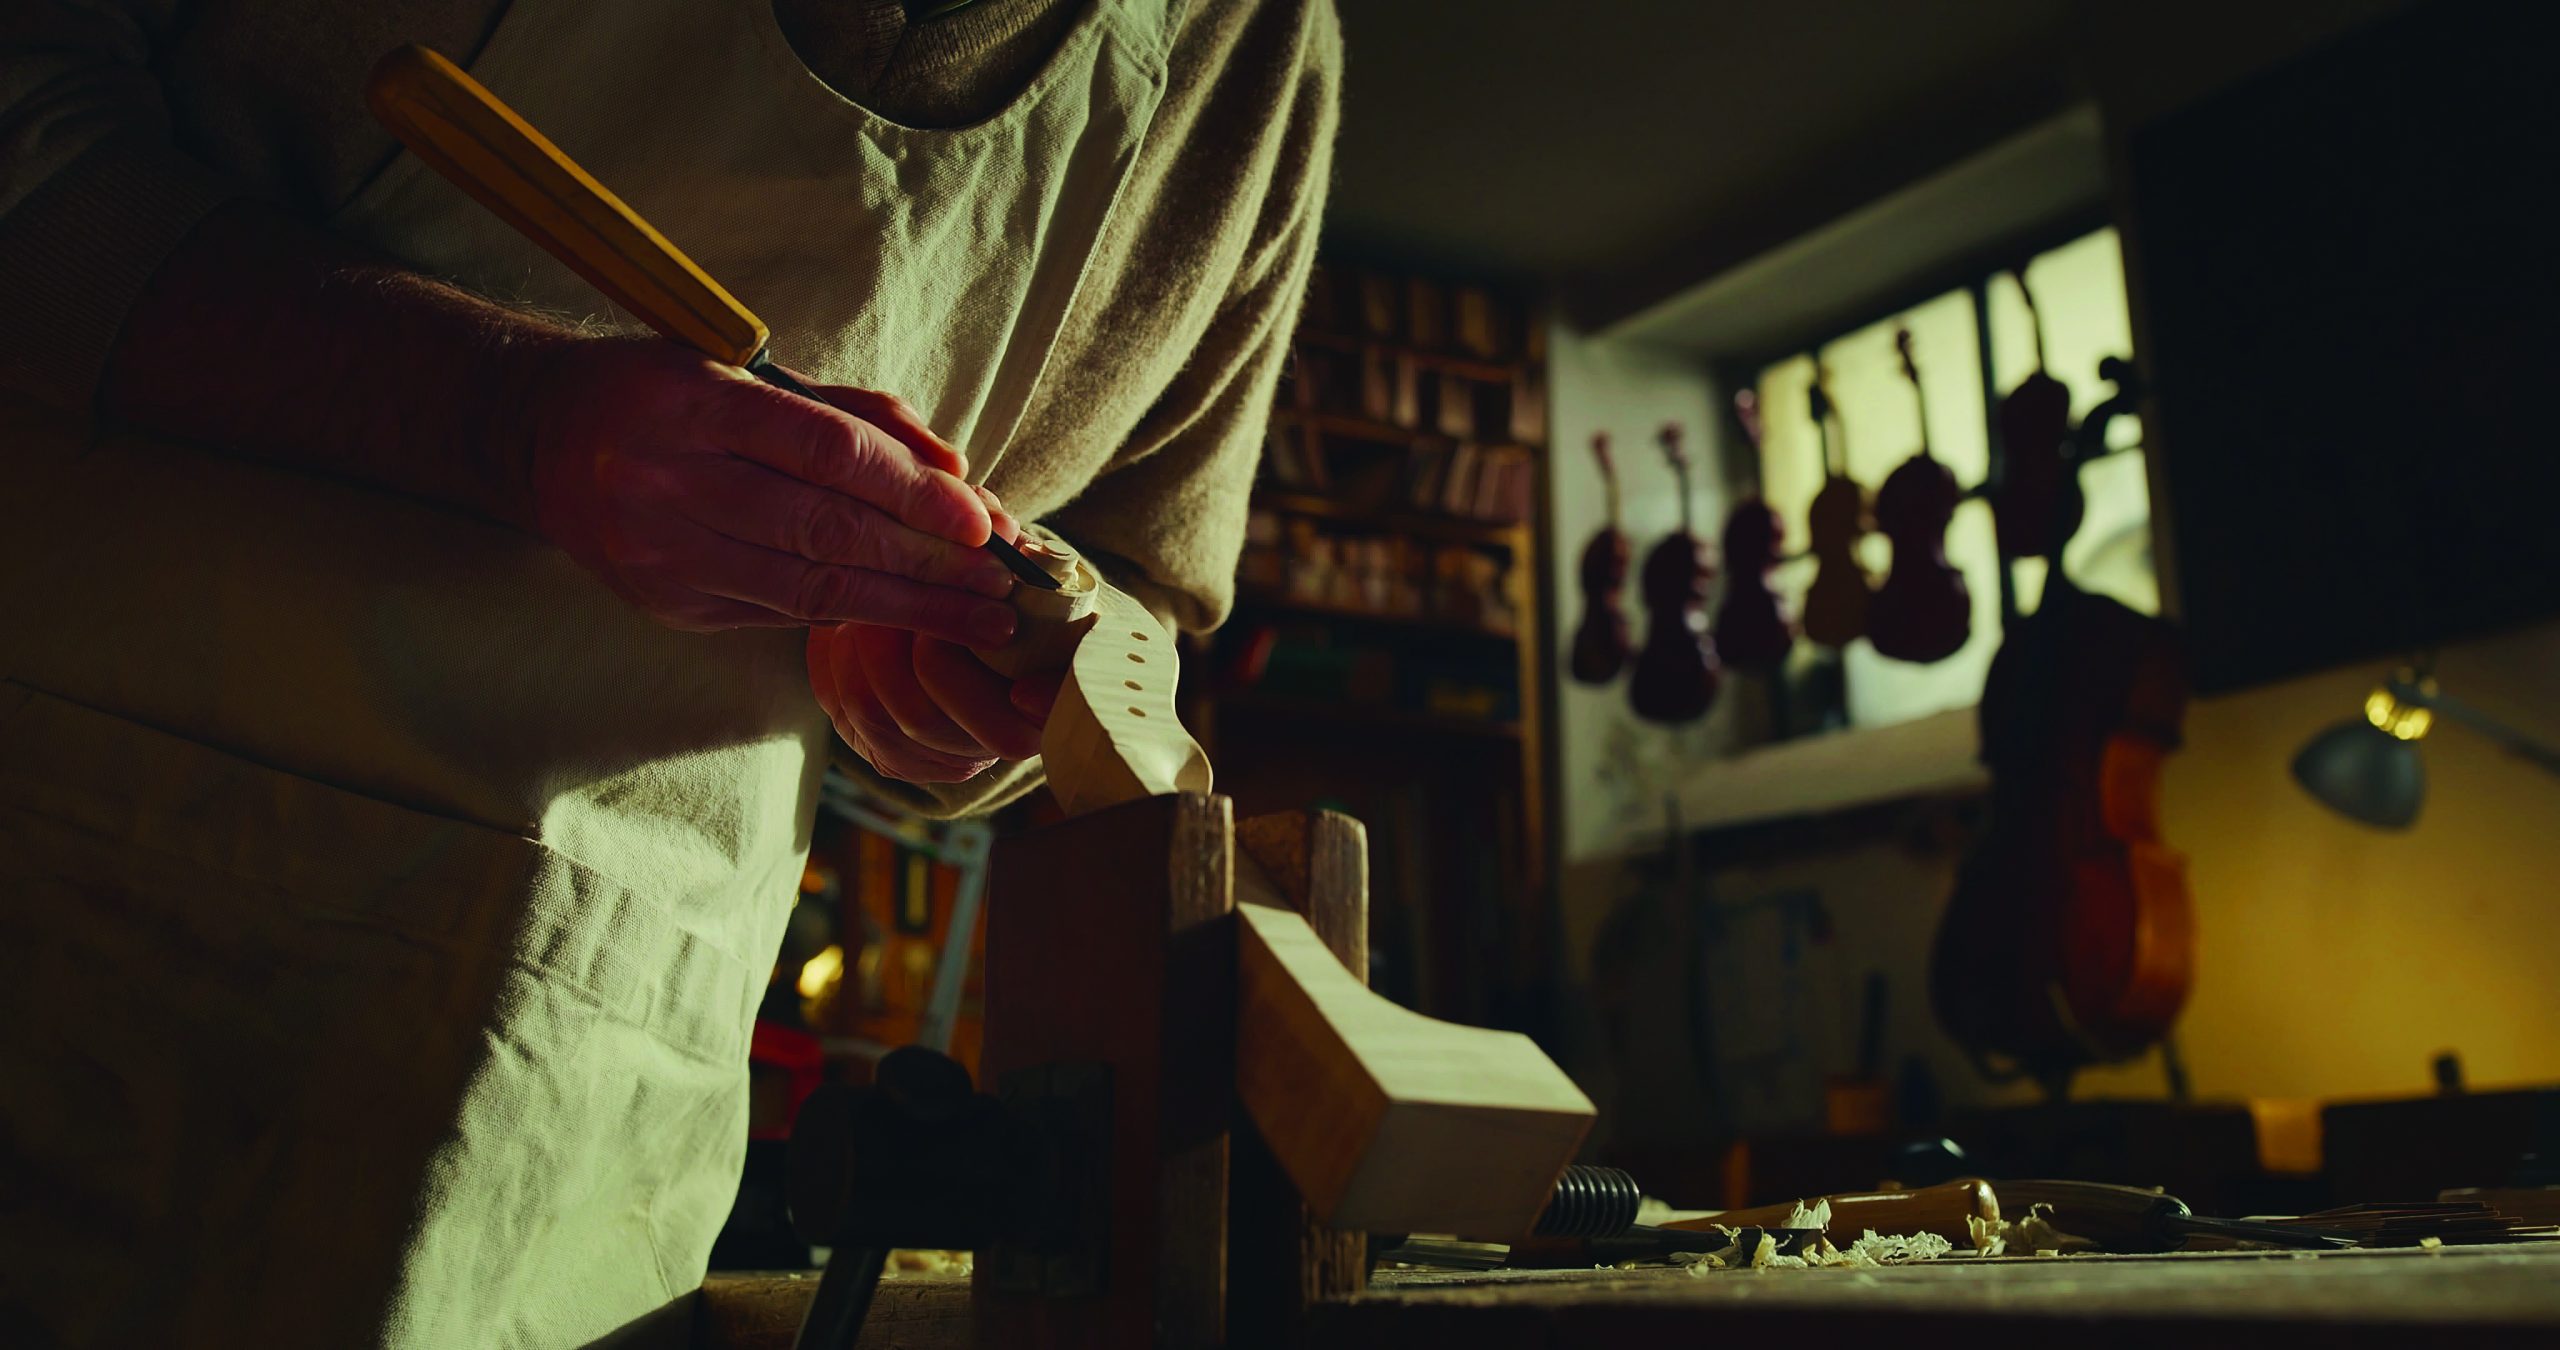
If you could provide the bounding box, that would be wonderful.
[366,44,770,366]
[1660,1177,1998,1246]
[1997,1179,2182,1252]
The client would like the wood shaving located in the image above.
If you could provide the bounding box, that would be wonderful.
[1841,1229,1956,1264]
[1782,1198,1835,1231]
[886,1249,972,1275]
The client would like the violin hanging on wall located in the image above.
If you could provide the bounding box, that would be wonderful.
[1711,390,1795,673]
[1992,266,2075,560]
[1799,366,1873,649]
[1867,327,1972,664]
[1568,433,1634,685]
[1629,423,1721,724]
[1928,357,2192,1095]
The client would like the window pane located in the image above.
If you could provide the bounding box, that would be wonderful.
[1757,289,2000,729]
[1985,228,2156,616]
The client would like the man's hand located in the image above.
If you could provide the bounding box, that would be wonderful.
[807,500,1069,784]
[104,205,1022,645]
[516,338,1022,641]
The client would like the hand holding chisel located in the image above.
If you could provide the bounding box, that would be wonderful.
[366,45,1056,646]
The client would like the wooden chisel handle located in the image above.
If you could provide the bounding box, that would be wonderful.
[366,44,770,366]
[1660,1177,1999,1246]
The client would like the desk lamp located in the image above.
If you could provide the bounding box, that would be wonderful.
[2292,660,2560,829]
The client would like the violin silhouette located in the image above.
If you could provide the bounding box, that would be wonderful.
[1569,433,1634,684]
[1993,267,2074,559]
[1867,328,1972,664]
[1712,390,1794,672]
[1629,423,1720,723]
[1930,357,2191,1095]
[1799,369,1873,648]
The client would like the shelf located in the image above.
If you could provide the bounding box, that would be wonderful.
[1293,329,1528,383]
[1214,692,1523,741]
[1272,408,1429,447]
[1252,490,1530,548]
[1232,588,1519,640]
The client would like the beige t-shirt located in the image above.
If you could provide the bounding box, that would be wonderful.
[0,0,1340,814]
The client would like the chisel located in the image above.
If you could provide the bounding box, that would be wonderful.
[363,43,1057,591]
[1998,1179,2355,1252]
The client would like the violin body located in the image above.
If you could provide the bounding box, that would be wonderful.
[1630,529,1720,723]
[1868,454,1971,663]
[1801,474,1872,647]
[1571,527,1633,683]
[1711,497,1793,672]
[1930,578,2192,1084]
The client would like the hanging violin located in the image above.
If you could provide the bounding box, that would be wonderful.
[1992,266,2075,560]
[1867,327,1972,664]
[1569,432,1634,685]
[1799,363,1873,648]
[1711,390,1795,672]
[1929,357,2192,1095]
[1629,423,1720,724]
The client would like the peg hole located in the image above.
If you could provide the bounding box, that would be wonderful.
[1127,707,1147,718]
[1124,680,1142,690]
[1131,630,1151,641]
[1127,652,1145,663]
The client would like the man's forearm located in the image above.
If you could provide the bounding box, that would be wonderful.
[101,201,574,528]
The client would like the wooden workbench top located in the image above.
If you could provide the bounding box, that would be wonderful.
[698,1242,2560,1349]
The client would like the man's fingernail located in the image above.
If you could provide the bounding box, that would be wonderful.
[971,605,1018,647]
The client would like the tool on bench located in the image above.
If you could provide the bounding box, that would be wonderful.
[363,44,1057,592]
[1999,1180,2354,1252]
[1659,1176,2000,1248]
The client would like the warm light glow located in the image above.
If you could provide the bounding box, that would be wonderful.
[797,943,845,999]
[2363,682,2434,740]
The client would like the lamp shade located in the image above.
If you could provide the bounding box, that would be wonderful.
[2291,718,2425,829]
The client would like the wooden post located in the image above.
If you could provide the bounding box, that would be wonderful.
[975,793,1235,1350]
[1228,811,1371,1345]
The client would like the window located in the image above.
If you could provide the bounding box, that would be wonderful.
[1751,227,2149,733]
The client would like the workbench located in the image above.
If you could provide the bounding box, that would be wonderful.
[693,1242,2560,1349]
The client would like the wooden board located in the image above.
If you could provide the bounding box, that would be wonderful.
[701,1243,2560,1350]
[974,793,1234,1350]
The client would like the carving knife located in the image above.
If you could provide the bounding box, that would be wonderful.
[364,43,1057,591]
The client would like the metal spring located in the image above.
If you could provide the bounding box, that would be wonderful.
[1534,1165,1642,1237]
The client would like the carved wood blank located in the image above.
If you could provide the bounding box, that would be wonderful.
[1232,882,1595,1240]
[987,533,1214,817]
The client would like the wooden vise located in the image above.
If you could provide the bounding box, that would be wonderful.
[793,540,1596,1349]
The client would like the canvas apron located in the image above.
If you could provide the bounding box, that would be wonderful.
[0,0,1165,1343]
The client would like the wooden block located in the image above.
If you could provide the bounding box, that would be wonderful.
[1229,812,1371,1347]
[976,793,1236,1350]
[1234,893,1593,1239]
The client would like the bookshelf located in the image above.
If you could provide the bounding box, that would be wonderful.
[1191,265,1553,1029]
